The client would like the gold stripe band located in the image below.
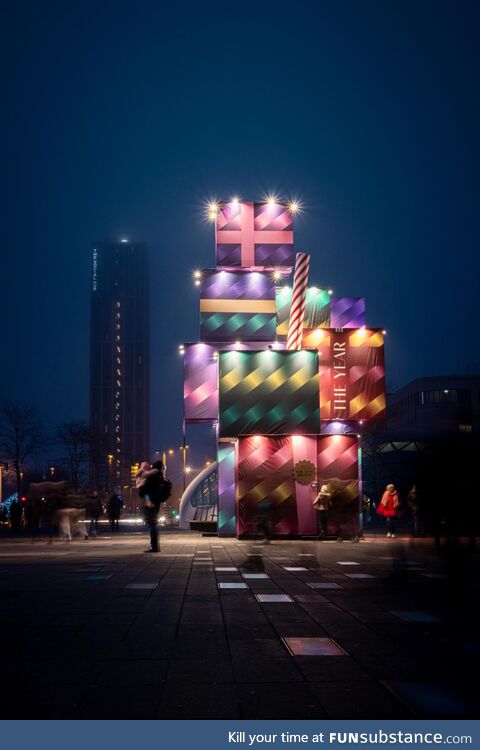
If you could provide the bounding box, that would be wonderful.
[200,299,276,313]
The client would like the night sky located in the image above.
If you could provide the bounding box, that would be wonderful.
[1,0,479,465]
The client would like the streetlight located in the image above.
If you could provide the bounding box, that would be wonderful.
[180,441,190,492]
[49,466,55,479]
[153,448,175,474]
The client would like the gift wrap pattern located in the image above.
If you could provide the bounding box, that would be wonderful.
[316,434,360,536]
[219,349,320,437]
[317,328,386,421]
[237,436,297,536]
[200,270,276,343]
[216,201,294,268]
[183,344,219,422]
[330,296,366,329]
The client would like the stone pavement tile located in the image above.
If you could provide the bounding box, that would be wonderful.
[16,682,92,719]
[225,623,277,640]
[294,594,330,603]
[228,637,287,658]
[218,582,248,589]
[118,638,177,660]
[157,683,238,719]
[350,652,420,681]
[383,681,479,718]
[268,619,327,638]
[255,594,293,603]
[237,683,328,719]
[310,680,412,719]
[173,626,228,657]
[232,655,304,684]
[166,656,234,683]
[294,655,371,682]
[308,582,343,590]
[75,684,162,719]
[390,610,442,623]
[100,597,148,614]
[283,637,347,656]
[180,611,224,626]
[125,583,158,590]
[95,659,169,687]
[220,591,264,622]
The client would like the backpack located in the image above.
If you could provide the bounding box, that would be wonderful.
[157,478,172,503]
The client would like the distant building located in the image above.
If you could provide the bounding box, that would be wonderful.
[89,240,150,495]
[361,374,480,508]
[387,375,480,435]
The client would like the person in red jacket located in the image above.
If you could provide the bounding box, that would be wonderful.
[378,483,401,538]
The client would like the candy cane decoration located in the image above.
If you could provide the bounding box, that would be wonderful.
[287,252,310,350]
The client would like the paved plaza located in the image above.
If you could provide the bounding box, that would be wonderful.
[0,530,479,719]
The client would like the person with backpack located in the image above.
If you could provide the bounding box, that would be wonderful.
[137,460,172,553]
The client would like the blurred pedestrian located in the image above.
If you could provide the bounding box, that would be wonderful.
[107,492,122,533]
[377,483,401,538]
[9,498,23,532]
[407,484,424,537]
[86,490,103,537]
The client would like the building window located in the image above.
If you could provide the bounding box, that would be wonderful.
[459,424,472,433]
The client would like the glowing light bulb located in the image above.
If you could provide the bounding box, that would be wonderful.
[328,289,333,295]
[206,200,220,222]
[265,194,278,205]
[230,196,240,205]
[273,270,281,281]
[287,200,301,214]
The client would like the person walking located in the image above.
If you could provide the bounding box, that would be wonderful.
[377,483,401,538]
[107,492,122,533]
[407,484,424,537]
[9,498,23,532]
[313,484,331,539]
[87,490,103,537]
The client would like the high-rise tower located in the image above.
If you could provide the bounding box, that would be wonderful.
[89,240,150,495]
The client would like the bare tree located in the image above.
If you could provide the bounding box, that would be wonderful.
[56,420,90,490]
[0,399,44,498]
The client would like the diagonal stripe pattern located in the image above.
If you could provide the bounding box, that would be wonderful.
[219,350,320,437]
[200,270,276,343]
[287,253,310,350]
[238,436,298,536]
[216,201,294,268]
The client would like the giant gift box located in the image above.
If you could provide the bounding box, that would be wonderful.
[200,270,276,343]
[316,328,386,421]
[216,201,294,268]
[236,434,360,537]
[276,288,366,344]
[219,349,320,437]
[183,344,218,422]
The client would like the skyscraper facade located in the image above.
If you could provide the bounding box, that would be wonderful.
[90,240,150,495]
